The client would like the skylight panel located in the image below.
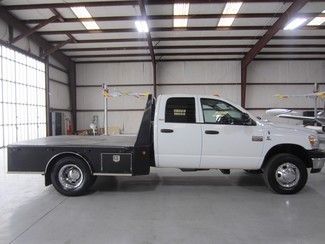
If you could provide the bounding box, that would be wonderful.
[135,20,149,33]
[71,7,92,18]
[284,18,308,30]
[218,2,243,27]
[307,10,325,26]
[71,6,100,30]
[173,3,190,28]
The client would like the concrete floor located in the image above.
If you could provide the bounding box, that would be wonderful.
[1,149,325,244]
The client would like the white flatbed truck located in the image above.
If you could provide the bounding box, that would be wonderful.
[8,94,325,195]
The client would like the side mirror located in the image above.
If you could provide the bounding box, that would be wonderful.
[242,113,250,122]
[242,113,256,126]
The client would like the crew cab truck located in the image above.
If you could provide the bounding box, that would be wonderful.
[7,94,325,196]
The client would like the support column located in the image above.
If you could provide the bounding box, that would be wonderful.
[241,62,247,108]
[45,57,51,136]
[68,62,77,134]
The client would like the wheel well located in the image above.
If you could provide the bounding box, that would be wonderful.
[261,144,311,170]
[44,152,93,186]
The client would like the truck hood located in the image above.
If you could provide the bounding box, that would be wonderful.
[263,121,316,135]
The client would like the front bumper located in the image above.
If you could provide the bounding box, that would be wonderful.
[308,149,325,173]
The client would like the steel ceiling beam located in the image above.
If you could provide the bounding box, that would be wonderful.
[4,0,320,10]
[36,25,324,35]
[0,5,71,67]
[22,12,325,24]
[74,57,325,64]
[68,51,325,58]
[11,15,59,43]
[61,44,325,52]
[49,35,325,45]
[42,38,75,57]
[241,0,309,107]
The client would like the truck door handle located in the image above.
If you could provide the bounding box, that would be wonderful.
[205,130,219,135]
[161,129,174,133]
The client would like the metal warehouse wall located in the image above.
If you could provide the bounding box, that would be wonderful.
[76,60,325,133]
[76,62,153,133]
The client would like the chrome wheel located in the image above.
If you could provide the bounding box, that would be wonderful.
[58,164,84,190]
[275,162,300,188]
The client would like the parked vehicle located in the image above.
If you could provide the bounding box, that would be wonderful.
[8,94,325,196]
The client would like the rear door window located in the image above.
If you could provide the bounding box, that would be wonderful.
[165,97,196,123]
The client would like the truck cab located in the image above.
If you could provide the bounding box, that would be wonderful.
[154,94,324,194]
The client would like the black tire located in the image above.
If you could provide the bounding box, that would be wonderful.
[51,156,92,196]
[263,153,307,194]
[244,169,263,174]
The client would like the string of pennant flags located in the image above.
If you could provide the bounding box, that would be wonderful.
[103,88,150,98]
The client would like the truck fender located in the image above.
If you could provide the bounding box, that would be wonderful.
[261,144,310,170]
[44,152,93,186]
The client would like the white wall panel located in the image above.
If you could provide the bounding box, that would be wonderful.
[77,111,144,134]
[246,84,325,108]
[49,82,70,110]
[157,61,241,84]
[77,86,152,110]
[248,61,325,84]
[49,67,69,84]
[49,56,66,70]
[76,60,324,131]
[158,85,241,104]
[76,62,153,85]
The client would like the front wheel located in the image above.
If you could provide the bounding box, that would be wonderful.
[263,153,307,194]
[51,156,93,196]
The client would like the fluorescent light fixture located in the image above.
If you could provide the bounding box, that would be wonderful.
[135,20,149,33]
[71,6,100,30]
[71,6,92,18]
[173,3,189,28]
[223,2,243,14]
[284,17,308,30]
[218,2,243,27]
[307,10,325,26]
[218,18,236,27]
[82,21,100,30]
[174,3,190,15]
[174,18,188,28]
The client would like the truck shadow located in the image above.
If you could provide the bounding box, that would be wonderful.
[89,172,267,193]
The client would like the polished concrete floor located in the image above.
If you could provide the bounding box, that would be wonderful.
[1,149,325,244]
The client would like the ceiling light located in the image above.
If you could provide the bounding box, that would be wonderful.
[223,2,243,14]
[71,6,100,30]
[218,2,243,27]
[174,18,188,28]
[174,3,190,15]
[307,10,325,26]
[135,20,149,33]
[174,3,189,28]
[284,17,308,30]
[218,18,235,26]
[82,21,100,30]
[71,6,92,18]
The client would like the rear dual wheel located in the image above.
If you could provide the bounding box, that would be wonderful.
[51,156,96,196]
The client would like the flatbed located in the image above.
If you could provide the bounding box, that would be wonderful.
[8,96,155,191]
[10,135,137,148]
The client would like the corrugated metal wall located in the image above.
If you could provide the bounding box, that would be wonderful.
[76,60,325,133]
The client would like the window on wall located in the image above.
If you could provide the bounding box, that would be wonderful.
[0,44,46,148]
